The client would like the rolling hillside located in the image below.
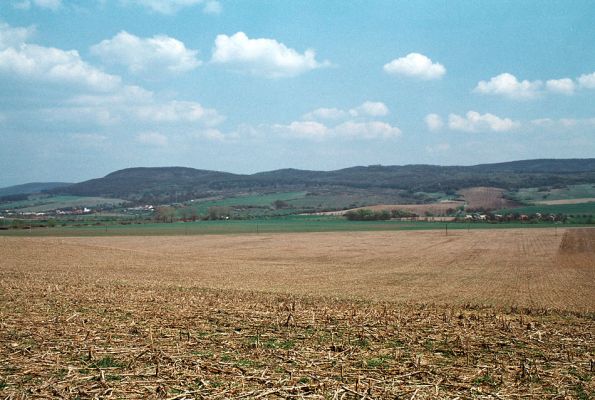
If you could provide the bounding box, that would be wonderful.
[0,182,72,197]
[50,159,595,203]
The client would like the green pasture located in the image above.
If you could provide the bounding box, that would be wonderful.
[0,215,590,237]
[497,202,595,216]
[183,191,307,214]
[0,195,125,212]
[512,184,595,203]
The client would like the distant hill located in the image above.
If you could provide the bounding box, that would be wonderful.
[52,159,595,203]
[0,182,72,197]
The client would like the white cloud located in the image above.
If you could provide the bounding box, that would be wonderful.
[13,0,62,10]
[202,0,222,14]
[134,100,223,126]
[474,73,542,100]
[578,72,595,89]
[0,22,224,141]
[211,32,329,78]
[136,131,168,146]
[303,101,388,121]
[91,31,201,75]
[302,107,348,121]
[424,113,444,131]
[334,121,401,139]
[0,21,35,49]
[349,101,389,117]
[275,120,401,140]
[126,0,201,14]
[448,111,520,132]
[546,78,575,95]
[0,43,121,91]
[383,53,445,80]
[279,121,330,140]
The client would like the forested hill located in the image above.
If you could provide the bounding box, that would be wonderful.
[51,159,595,202]
[0,182,72,197]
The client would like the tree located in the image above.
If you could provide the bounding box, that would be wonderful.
[156,206,176,223]
[207,206,231,220]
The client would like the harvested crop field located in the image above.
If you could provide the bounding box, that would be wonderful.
[1,228,594,398]
[318,202,463,217]
[459,187,518,210]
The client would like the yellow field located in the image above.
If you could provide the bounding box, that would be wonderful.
[0,228,594,398]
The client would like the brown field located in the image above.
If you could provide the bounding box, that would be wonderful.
[534,197,595,205]
[318,201,463,217]
[1,229,594,398]
[459,187,519,210]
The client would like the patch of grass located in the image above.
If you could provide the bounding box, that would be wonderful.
[92,356,123,369]
[279,340,295,350]
[473,372,497,387]
[0,380,7,390]
[366,357,388,368]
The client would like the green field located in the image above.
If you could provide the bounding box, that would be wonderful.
[0,195,125,212]
[182,191,307,214]
[1,215,590,237]
[497,202,595,216]
[511,184,595,203]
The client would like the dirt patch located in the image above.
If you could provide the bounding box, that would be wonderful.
[559,228,595,254]
[317,201,463,216]
[459,187,519,210]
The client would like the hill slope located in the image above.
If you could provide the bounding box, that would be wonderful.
[52,159,595,202]
[0,182,72,197]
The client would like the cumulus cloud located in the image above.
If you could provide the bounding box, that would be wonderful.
[0,21,225,142]
[303,101,389,121]
[474,73,542,100]
[334,121,401,139]
[383,53,445,80]
[349,101,389,117]
[302,107,347,121]
[136,131,168,146]
[545,78,575,95]
[578,72,595,89]
[0,43,122,91]
[91,31,201,75]
[211,32,329,78]
[275,120,401,140]
[0,21,35,49]
[448,111,520,132]
[424,113,444,131]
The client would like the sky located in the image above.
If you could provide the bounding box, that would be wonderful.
[0,0,594,186]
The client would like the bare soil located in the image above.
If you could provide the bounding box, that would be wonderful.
[459,187,519,210]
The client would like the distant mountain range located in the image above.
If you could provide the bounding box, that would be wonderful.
[34,158,594,203]
[0,182,72,197]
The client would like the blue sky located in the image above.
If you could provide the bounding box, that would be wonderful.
[1,0,594,186]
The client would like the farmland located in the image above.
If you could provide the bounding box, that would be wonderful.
[1,228,594,398]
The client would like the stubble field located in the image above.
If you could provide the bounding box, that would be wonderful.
[0,228,593,398]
